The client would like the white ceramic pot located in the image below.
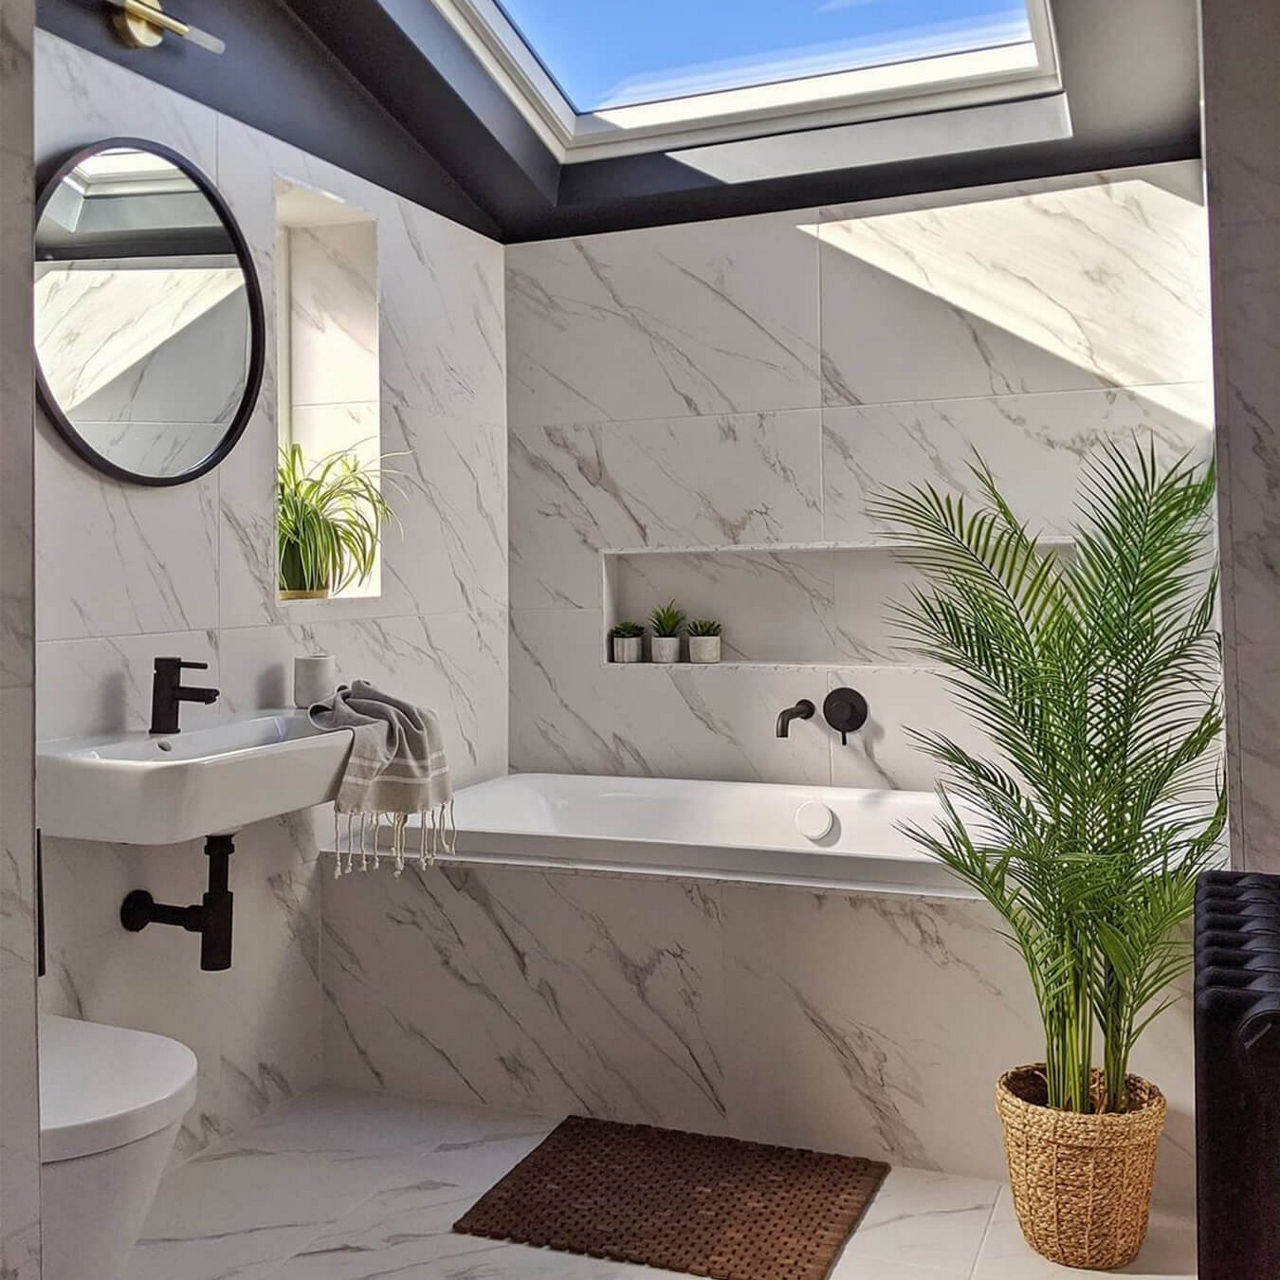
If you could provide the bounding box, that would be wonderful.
[688,635,721,664]
[293,654,337,708]
[651,635,681,663]
[612,635,642,663]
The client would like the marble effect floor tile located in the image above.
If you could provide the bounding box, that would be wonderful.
[129,1089,1198,1279]
[969,1187,1197,1279]
[833,1167,999,1277]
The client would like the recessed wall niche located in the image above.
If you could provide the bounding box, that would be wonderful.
[274,179,381,599]
[603,539,1072,665]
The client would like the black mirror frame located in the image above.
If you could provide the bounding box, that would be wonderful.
[33,137,266,488]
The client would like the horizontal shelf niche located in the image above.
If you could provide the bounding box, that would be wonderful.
[602,539,1072,667]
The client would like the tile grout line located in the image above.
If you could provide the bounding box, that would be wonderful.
[968,1188,1004,1279]
[36,604,508,648]
[508,379,1212,436]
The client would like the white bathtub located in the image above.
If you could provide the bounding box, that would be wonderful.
[350,773,979,898]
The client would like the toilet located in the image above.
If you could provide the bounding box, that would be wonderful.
[39,1014,197,1280]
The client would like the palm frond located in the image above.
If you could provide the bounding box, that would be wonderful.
[874,439,1223,1112]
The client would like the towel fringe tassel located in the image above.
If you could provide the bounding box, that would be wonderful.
[331,803,456,878]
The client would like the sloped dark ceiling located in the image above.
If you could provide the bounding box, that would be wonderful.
[36,0,503,235]
[39,0,1201,243]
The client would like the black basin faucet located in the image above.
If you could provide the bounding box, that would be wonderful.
[776,698,815,738]
[150,657,219,734]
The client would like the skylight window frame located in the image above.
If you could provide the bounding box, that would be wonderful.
[426,0,1062,164]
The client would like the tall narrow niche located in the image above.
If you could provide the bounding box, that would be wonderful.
[275,179,381,599]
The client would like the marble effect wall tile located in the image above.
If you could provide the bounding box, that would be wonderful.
[320,868,1196,1207]
[380,408,507,619]
[0,16,33,698]
[37,628,219,740]
[825,668,987,792]
[609,546,915,667]
[506,181,1212,804]
[289,221,379,408]
[613,549,839,664]
[381,196,506,426]
[510,609,833,785]
[40,825,324,1157]
[32,32,510,1169]
[1202,2,1280,870]
[0,690,39,1280]
[492,174,1206,1215]
[1207,220,1280,657]
[35,427,220,640]
[819,176,1210,406]
[213,114,506,631]
[35,28,217,173]
[822,385,1214,543]
[510,605,979,789]
[323,864,727,1133]
[218,609,507,789]
[300,610,508,789]
[814,161,1205,226]
[1,4,38,1274]
[1201,1,1280,228]
[510,411,822,611]
[506,212,820,428]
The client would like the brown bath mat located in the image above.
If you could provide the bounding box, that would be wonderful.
[453,1115,889,1280]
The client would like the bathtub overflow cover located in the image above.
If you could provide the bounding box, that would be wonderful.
[796,801,834,841]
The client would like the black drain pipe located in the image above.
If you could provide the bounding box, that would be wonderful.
[120,833,235,971]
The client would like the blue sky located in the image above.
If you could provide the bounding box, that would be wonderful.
[493,0,1032,111]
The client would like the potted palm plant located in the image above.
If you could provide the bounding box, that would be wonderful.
[277,444,395,600]
[649,600,686,663]
[871,442,1224,1271]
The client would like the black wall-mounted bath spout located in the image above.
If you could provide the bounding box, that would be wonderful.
[120,834,235,971]
[776,699,815,738]
[150,656,219,734]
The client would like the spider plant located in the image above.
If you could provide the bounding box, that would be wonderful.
[870,441,1225,1114]
[277,443,397,596]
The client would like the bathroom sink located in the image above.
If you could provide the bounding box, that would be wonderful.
[37,712,352,845]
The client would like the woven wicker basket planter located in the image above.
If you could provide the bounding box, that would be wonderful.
[995,1064,1166,1270]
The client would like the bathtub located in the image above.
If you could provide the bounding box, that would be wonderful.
[347,773,979,898]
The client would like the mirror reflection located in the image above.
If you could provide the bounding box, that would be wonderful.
[34,143,259,483]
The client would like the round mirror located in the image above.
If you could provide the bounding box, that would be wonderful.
[33,138,264,486]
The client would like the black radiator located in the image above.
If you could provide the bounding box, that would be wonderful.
[1195,868,1280,1278]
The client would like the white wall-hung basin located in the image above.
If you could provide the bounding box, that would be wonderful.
[38,712,352,845]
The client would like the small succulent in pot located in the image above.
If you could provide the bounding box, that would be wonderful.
[609,621,644,664]
[687,618,722,664]
[648,600,686,663]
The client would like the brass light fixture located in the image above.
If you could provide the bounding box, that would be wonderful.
[108,0,225,53]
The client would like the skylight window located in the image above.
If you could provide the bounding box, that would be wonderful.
[495,0,1035,113]
[427,0,1062,164]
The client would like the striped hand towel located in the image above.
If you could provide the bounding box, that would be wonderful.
[308,680,453,875]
